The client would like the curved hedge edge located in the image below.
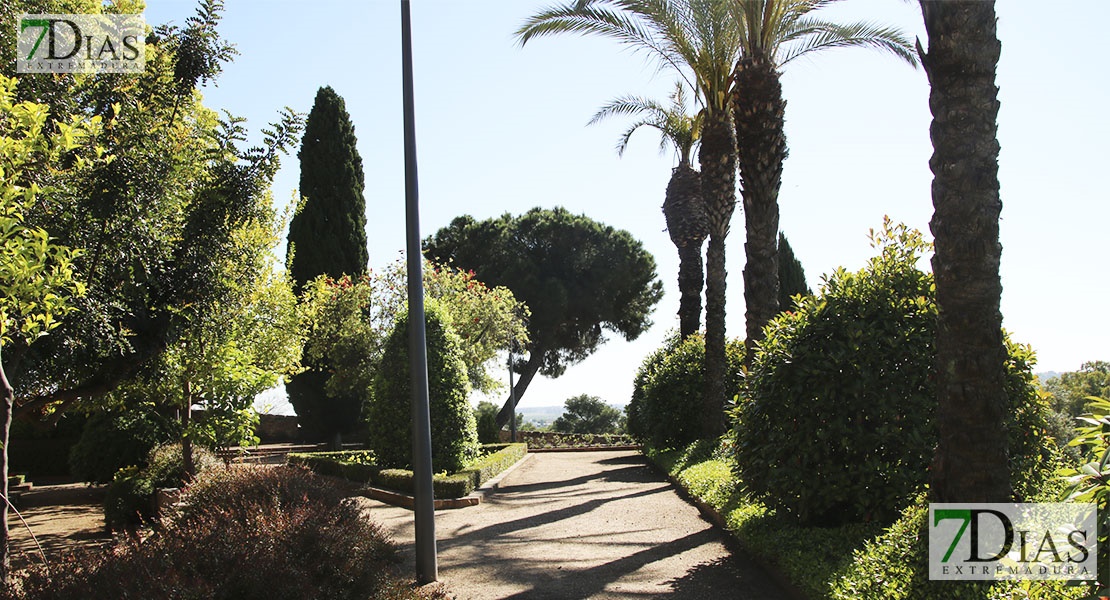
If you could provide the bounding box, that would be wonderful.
[290,443,528,501]
[528,445,642,453]
[641,450,811,600]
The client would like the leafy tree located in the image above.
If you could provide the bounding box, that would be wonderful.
[730,0,916,367]
[117,207,303,473]
[424,207,663,429]
[0,74,101,581]
[552,394,622,435]
[920,0,1010,503]
[517,0,741,439]
[777,232,810,311]
[286,85,368,448]
[296,259,528,444]
[589,83,707,339]
[367,302,479,473]
[1043,361,1110,418]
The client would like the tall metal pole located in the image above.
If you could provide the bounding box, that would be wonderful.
[401,0,437,584]
[508,348,517,443]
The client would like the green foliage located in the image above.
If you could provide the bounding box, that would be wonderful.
[104,442,220,530]
[736,220,1059,526]
[551,394,622,434]
[287,86,368,290]
[9,466,448,600]
[424,207,663,415]
[831,494,1090,600]
[69,407,175,484]
[1058,395,1110,594]
[285,85,368,443]
[1044,362,1110,418]
[628,333,743,449]
[294,261,528,441]
[367,302,479,473]
[0,98,93,345]
[474,400,501,444]
[777,232,810,311]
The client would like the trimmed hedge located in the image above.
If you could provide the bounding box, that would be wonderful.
[290,443,526,499]
[649,439,1090,600]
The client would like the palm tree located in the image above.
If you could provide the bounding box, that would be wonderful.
[589,83,708,339]
[729,0,917,365]
[919,0,1010,503]
[517,0,742,438]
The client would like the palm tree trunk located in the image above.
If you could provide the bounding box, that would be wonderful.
[920,0,1010,503]
[699,109,737,439]
[733,55,785,365]
[663,163,707,339]
[676,243,705,339]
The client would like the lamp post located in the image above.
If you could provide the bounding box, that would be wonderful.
[508,347,517,443]
[401,0,437,584]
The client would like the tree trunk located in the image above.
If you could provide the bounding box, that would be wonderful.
[698,109,737,439]
[676,243,705,339]
[0,349,12,584]
[181,376,196,480]
[662,163,708,339]
[703,234,728,438]
[921,0,1010,503]
[733,55,785,366]
[494,350,544,430]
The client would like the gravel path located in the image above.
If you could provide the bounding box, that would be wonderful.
[357,450,789,600]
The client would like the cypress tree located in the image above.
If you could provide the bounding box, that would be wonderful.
[286,86,368,446]
[777,232,811,312]
[287,86,368,289]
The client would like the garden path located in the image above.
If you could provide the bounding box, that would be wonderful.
[357,450,789,600]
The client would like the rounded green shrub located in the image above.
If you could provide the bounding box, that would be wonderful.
[628,332,743,449]
[367,302,479,473]
[104,442,220,530]
[69,408,174,484]
[735,222,1059,526]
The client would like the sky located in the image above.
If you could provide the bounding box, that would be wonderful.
[144,0,1109,413]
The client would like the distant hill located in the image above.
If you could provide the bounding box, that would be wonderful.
[1036,371,1061,382]
[517,403,627,427]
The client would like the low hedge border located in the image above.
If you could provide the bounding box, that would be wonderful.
[289,443,527,500]
[646,441,1092,600]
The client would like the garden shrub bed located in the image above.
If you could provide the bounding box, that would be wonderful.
[506,431,637,449]
[646,440,1092,600]
[289,443,526,499]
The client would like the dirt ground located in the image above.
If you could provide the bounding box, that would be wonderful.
[8,483,111,570]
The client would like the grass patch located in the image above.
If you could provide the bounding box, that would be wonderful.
[290,443,526,499]
[646,440,1094,600]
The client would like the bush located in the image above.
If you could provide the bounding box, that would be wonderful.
[629,333,743,449]
[474,400,501,444]
[367,302,479,473]
[830,494,1090,600]
[735,222,1061,526]
[103,442,220,530]
[69,408,174,484]
[5,467,448,600]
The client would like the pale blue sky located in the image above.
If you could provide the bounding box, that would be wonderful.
[146,0,1109,411]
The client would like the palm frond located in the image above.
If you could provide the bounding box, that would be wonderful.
[777,18,919,67]
[516,0,687,75]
